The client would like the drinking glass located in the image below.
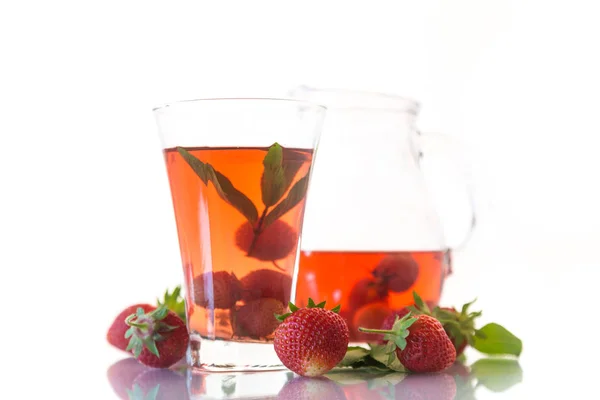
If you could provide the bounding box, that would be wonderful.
[288,86,475,344]
[153,98,326,371]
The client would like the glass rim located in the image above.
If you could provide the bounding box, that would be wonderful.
[152,97,328,113]
[290,85,421,115]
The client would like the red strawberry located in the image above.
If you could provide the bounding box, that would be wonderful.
[410,292,481,357]
[235,220,298,261]
[377,308,411,344]
[274,299,349,377]
[240,269,292,304]
[125,306,189,368]
[351,302,392,342]
[347,278,388,311]
[233,298,285,338]
[193,271,241,309]
[359,313,456,373]
[372,254,419,293]
[107,304,155,351]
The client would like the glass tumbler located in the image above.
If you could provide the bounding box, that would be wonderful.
[153,98,326,371]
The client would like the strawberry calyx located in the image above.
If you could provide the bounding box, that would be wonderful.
[157,286,186,322]
[358,312,417,365]
[408,291,483,348]
[124,306,178,358]
[275,298,341,322]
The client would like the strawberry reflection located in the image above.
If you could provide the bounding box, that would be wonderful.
[323,357,522,400]
[107,358,189,400]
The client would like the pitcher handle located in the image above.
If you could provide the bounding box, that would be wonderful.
[417,131,477,251]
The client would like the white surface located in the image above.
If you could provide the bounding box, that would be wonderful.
[1,1,599,398]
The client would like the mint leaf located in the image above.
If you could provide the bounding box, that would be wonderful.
[262,171,310,229]
[261,143,287,207]
[470,358,523,392]
[472,323,522,356]
[369,344,407,372]
[176,147,258,224]
[337,346,370,367]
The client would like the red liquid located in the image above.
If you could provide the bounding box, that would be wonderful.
[296,250,451,342]
[164,146,313,342]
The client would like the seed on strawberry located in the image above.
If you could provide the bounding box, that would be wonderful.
[274,299,349,377]
[235,220,298,261]
[125,306,189,369]
[372,253,419,293]
[347,278,388,311]
[233,298,285,338]
[240,269,292,304]
[359,312,456,373]
[107,304,156,351]
[193,271,241,309]
[352,302,392,342]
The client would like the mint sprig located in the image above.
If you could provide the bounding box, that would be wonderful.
[176,147,258,224]
[261,143,286,207]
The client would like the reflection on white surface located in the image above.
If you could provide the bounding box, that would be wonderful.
[106,356,522,399]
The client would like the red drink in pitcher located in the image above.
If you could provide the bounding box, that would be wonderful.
[296,250,451,342]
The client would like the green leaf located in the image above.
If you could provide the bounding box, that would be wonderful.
[369,344,407,372]
[331,304,341,313]
[472,323,522,356]
[157,286,186,322]
[337,346,370,367]
[275,312,292,321]
[177,147,258,223]
[260,143,287,207]
[307,298,316,307]
[262,171,310,229]
[470,358,523,392]
[315,300,326,308]
[288,302,299,312]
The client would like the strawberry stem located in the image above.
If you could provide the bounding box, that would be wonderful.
[357,327,395,334]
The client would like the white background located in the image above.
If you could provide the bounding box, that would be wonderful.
[1,1,599,398]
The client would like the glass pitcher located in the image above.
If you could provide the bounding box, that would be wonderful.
[289,86,475,344]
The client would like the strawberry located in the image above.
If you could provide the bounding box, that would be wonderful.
[125,306,189,368]
[347,278,388,311]
[372,253,419,293]
[410,292,481,356]
[273,299,349,377]
[193,271,241,309]
[359,312,456,373]
[107,304,155,351]
[240,269,292,304]
[378,308,411,343]
[351,302,392,342]
[235,220,298,261]
[233,298,284,338]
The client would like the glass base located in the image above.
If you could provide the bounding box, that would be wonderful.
[188,334,286,372]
